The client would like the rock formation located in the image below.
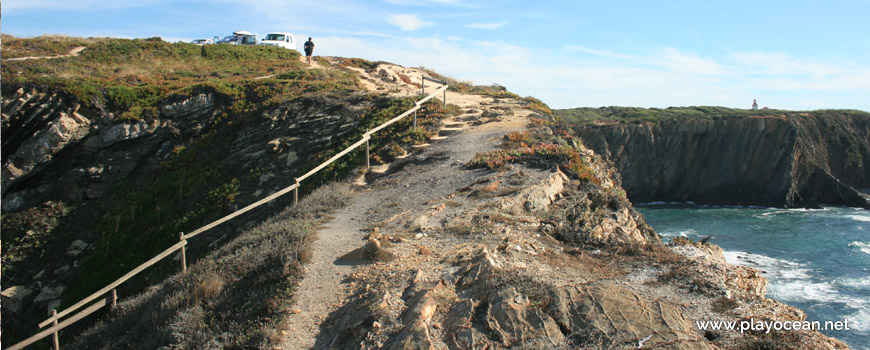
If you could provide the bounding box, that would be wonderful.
[573,114,870,208]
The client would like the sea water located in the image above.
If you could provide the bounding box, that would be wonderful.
[636,204,870,349]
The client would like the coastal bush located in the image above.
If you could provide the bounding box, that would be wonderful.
[467,143,600,184]
[0,34,100,58]
[68,182,354,349]
[2,36,305,114]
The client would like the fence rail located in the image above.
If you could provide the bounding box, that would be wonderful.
[10,78,448,350]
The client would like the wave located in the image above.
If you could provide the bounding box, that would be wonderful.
[725,250,870,335]
[847,215,870,223]
[723,251,812,280]
[657,229,696,238]
[850,241,870,255]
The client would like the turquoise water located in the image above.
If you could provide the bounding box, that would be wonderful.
[636,205,870,350]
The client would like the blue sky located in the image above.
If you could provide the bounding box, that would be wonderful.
[4,0,870,111]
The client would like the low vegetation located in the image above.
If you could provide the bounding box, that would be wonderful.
[68,183,354,349]
[554,105,870,124]
[467,143,600,184]
[1,35,319,122]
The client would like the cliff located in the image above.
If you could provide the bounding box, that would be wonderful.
[562,109,870,208]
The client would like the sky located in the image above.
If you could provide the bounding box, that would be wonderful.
[3,0,870,111]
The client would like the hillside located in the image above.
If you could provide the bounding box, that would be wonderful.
[2,35,855,350]
[555,107,870,208]
[1,35,455,345]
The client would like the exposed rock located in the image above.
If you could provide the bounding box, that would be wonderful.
[54,265,70,275]
[553,186,659,245]
[576,114,870,208]
[2,285,34,314]
[2,106,91,192]
[361,231,394,261]
[406,214,429,232]
[34,284,66,303]
[69,239,88,251]
[486,287,565,347]
[498,170,567,215]
[548,280,713,349]
[47,299,63,315]
[158,93,215,119]
[98,119,158,147]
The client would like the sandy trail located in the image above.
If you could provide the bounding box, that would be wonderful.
[279,63,532,348]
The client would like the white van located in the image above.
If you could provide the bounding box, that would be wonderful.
[260,32,297,51]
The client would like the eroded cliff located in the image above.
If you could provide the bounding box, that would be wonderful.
[567,112,870,208]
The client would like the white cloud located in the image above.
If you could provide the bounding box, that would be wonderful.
[387,14,433,31]
[313,33,870,110]
[465,21,507,30]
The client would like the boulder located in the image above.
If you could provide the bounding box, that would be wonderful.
[498,170,568,215]
[34,284,66,303]
[2,285,34,313]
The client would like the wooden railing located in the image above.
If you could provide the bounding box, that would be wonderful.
[8,78,449,350]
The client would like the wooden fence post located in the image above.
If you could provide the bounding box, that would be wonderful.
[443,89,446,108]
[413,110,417,129]
[421,75,425,95]
[107,289,117,311]
[51,309,59,350]
[179,232,187,273]
[365,139,371,169]
[294,179,300,205]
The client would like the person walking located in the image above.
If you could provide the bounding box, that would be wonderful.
[304,37,315,65]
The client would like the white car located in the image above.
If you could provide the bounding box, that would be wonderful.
[191,39,214,45]
[260,32,297,51]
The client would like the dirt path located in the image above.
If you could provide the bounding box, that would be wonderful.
[279,81,532,349]
[5,46,86,61]
[281,198,369,349]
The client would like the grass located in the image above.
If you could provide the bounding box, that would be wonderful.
[554,105,870,124]
[2,35,309,121]
[67,182,354,349]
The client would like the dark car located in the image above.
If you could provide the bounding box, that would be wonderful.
[218,31,258,45]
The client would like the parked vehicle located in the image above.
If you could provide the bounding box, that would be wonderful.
[191,38,214,45]
[217,31,258,45]
[260,32,297,51]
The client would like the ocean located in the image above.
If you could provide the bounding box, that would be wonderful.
[636,204,870,350]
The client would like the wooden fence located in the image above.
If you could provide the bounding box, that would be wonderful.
[8,78,449,350]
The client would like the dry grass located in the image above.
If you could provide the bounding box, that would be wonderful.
[67,182,354,349]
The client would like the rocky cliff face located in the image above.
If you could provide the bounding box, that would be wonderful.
[0,84,388,341]
[572,114,870,208]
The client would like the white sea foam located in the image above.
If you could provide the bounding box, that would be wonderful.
[845,307,870,332]
[726,250,870,336]
[723,251,812,280]
[836,276,870,290]
[850,241,870,255]
[658,229,696,238]
[847,215,870,223]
